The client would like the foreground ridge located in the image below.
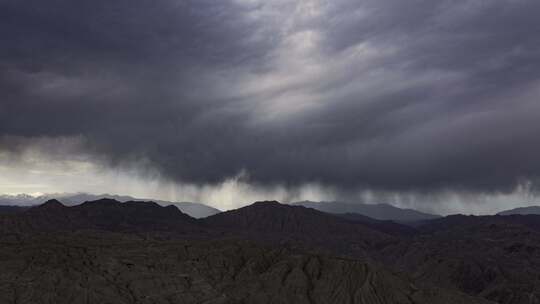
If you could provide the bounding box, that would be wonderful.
[0,199,538,303]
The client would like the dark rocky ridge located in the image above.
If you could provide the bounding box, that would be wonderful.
[1,199,204,235]
[382,215,540,304]
[0,193,222,218]
[203,201,389,237]
[1,199,539,303]
[202,201,396,256]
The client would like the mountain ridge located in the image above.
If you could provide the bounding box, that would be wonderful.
[8,198,204,235]
[0,198,537,303]
[0,193,221,218]
[497,205,540,216]
[293,200,441,222]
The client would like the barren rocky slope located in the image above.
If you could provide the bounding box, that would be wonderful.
[0,232,490,304]
[202,201,397,256]
[382,216,540,304]
[1,199,539,303]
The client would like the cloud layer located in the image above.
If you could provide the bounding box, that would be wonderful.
[2,0,540,210]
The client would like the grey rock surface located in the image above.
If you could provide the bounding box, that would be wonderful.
[0,233,490,304]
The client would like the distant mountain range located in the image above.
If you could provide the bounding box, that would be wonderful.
[497,205,540,216]
[293,200,441,222]
[0,193,221,218]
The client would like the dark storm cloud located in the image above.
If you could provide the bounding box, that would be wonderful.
[1,0,540,195]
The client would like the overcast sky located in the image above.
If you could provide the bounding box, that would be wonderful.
[1,0,540,214]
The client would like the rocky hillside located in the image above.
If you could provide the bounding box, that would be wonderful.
[0,199,203,235]
[0,233,491,304]
[382,215,540,304]
[203,201,396,256]
[1,199,539,303]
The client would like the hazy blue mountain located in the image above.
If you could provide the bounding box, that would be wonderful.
[497,205,540,216]
[293,201,440,222]
[0,193,221,218]
[0,194,44,206]
[165,202,222,219]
